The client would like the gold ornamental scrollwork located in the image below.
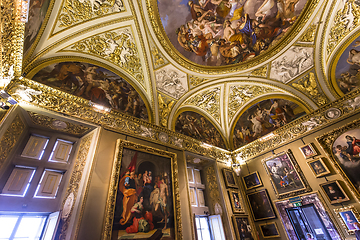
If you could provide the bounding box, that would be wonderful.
[250,65,268,77]
[150,46,166,69]
[189,75,209,88]
[291,72,329,107]
[327,0,360,57]
[299,24,317,43]
[184,87,221,123]
[158,93,175,127]
[63,27,144,85]
[0,115,25,169]
[205,165,221,212]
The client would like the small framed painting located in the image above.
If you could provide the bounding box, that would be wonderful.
[300,143,318,159]
[247,189,276,221]
[228,190,244,214]
[232,215,254,240]
[259,222,280,238]
[334,206,360,234]
[307,158,331,177]
[223,168,238,188]
[242,171,262,190]
[320,180,350,204]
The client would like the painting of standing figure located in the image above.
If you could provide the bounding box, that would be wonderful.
[103,140,182,240]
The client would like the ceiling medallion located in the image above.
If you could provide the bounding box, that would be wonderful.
[148,0,319,73]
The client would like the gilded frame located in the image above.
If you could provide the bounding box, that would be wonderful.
[101,139,182,240]
[231,215,256,240]
[222,168,238,188]
[246,189,276,221]
[299,143,319,159]
[242,171,263,190]
[334,206,360,234]
[320,180,350,204]
[262,150,311,199]
[317,118,360,202]
[258,222,280,239]
[228,189,245,214]
[307,157,331,178]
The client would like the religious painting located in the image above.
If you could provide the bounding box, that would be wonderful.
[232,98,306,149]
[228,190,244,213]
[299,143,318,159]
[320,180,350,204]
[157,0,308,66]
[247,189,276,221]
[242,171,262,190]
[262,150,311,199]
[317,122,360,201]
[307,158,330,178]
[231,215,254,240]
[24,0,51,54]
[102,140,182,240]
[32,62,148,120]
[334,206,360,234]
[174,111,226,148]
[259,222,280,238]
[334,36,360,94]
[223,168,238,188]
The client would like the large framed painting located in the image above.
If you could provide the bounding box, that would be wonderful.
[228,190,245,214]
[334,206,360,234]
[262,150,311,198]
[231,215,255,240]
[246,189,276,221]
[317,119,360,201]
[223,168,238,188]
[102,140,182,240]
[242,171,262,190]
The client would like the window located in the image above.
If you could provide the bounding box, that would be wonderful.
[1,166,36,197]
[195,216,211,240]
[195,215,226,240]
[34,170,64,198]
[187,167,206,210]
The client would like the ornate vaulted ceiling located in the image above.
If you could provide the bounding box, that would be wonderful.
[21,0,360,150]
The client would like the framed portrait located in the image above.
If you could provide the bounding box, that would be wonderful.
[102,140,182,240]
[317,121,360,202]
[259,222,280,238]
[242,171,262,190]
[247,189,276,221]
[223,168,238,188]
[231,215,255,240]
[262,150,311,199]
[334,206,360,234]
[228,190,245,214]
[299,143,318,159]
[307,158,331,177]
[320,180,350,204]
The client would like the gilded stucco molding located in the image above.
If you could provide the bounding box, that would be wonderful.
[61,27,144,85]
[233,88,360,161]
[150,46,167,69]
[145,0,320,74]
[291,71,329,107]
[0,115,25,169]
[299,24,317,43]
[158,93,175,128]
[58,133,94,240]
[6,78,231,162]
[327,0,360,58]
[189,75,209,88]
[27,111,91,136]
[0,110,7,123]
[183,87,221,123]
[51,0,125,35]
[205,165,222,213]
[228,85,275,122]
[250,65,268,78]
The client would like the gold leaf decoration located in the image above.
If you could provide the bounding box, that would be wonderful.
[150,46,166,69]
[158,93,175,127]
[228,85,275,122]
[250,65,268,77]
[189,75,208,87]
[184,88,220,122]
[68,28,144,84]
[327,0,360,57]
[292,72,329,106]
[299,24,317,43]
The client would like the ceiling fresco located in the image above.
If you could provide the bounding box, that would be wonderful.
[32,62,149,120]
[335,36,360,95]
[232,98,306,149]
[158,0,308,66]
[174,111,226,149]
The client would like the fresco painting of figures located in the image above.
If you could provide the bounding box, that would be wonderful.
[232,98,306,149]
[158,0,308,66]
[335,36,360,94]
[32,62,148,120]
[174,111,226,148]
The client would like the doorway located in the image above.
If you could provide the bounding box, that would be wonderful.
[286,203,331,240]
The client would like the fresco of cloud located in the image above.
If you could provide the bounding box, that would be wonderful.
[32,62,148,120]
[232,98,306,149]
[157,0,307,66]
[174,111,226,148]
